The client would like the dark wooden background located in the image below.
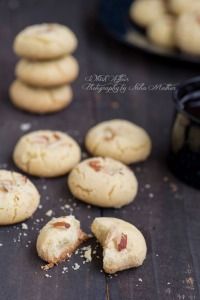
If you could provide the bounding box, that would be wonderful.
[0,0,200,299]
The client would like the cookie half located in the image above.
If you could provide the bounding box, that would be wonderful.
[85,119,152,164]
[15,55,79,87]
[91,217,147,274]
[68,157,138,208]
[10,80,73,114]
[14,23,78,59]
[37,216,88,268]
[0,170,40,225]
[13,130,81,178]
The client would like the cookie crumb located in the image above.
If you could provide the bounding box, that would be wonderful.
[72,263,80,271]
[83,247,92,262]
[145,184,151,189]
[45,210,53,217]
[149,193,154,198]
[22,223,28,230]
[44,273,52,278]
[62,266,68,274]
[20,123,31,132]
[163,176,169,182]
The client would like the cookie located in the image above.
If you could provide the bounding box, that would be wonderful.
[68,157,138,208]
[85,119,152,165]
[14,23,77,60]
[147,15,176,49]
[175,13,200,55]
[129,0,166,28]
[91,217,147,274]
[13,130,81,178]
[15,55,79,87]
[37,216,88,268]
[169,0,200,15]
[9,80,73,114]
[0,170,40,225]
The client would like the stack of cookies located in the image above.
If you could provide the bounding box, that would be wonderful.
[10,23,79,114]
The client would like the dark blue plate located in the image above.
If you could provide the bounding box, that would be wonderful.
[99,0,200,64]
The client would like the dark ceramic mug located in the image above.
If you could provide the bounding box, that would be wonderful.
[168,76,200,189]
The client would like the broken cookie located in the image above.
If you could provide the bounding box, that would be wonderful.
[91,217,147,274]
[36,216,88,268]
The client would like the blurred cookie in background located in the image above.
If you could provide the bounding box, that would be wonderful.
[147,15,176,49]
[10,80,73,114]
[175,12,200,55]
[15,55,79,88]
[11,23,79,114]
[169,0,200,15]
[129,0,166,28]
[14,23,77,60]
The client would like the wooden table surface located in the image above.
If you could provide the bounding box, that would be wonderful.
[0,0,200,299]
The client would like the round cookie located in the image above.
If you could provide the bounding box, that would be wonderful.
[15,55,79,87]
[147,15,176,49]
[91,217,147,274]
[175,12,200,55]
[37,215,87,268]
[85,119,152,165]
[0,170,40,225]
[14,23,77,60]
[13,130,81,178]
[169,0,200,15]
[129,0,166,28]
[68,157,138,208]
[10,80,73,114]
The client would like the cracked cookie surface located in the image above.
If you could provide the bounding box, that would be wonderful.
[14,23,77,60]
[13,130,81,178]
[0,170,40,225]
[85,119,152,164]
[91,217,147,274]
[68,157,138,208]
[36,215,88,267]
[15,55,79,87]
[10,80,73,114]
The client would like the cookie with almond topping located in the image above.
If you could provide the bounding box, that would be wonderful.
[36,216,88,268]
[9,80,73,114]
[14,23,78,60]
[91,217,147,274]
[85,119,152,165]
[68,157,138,208]
[13,130,81,177]
[0,170,40,225]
